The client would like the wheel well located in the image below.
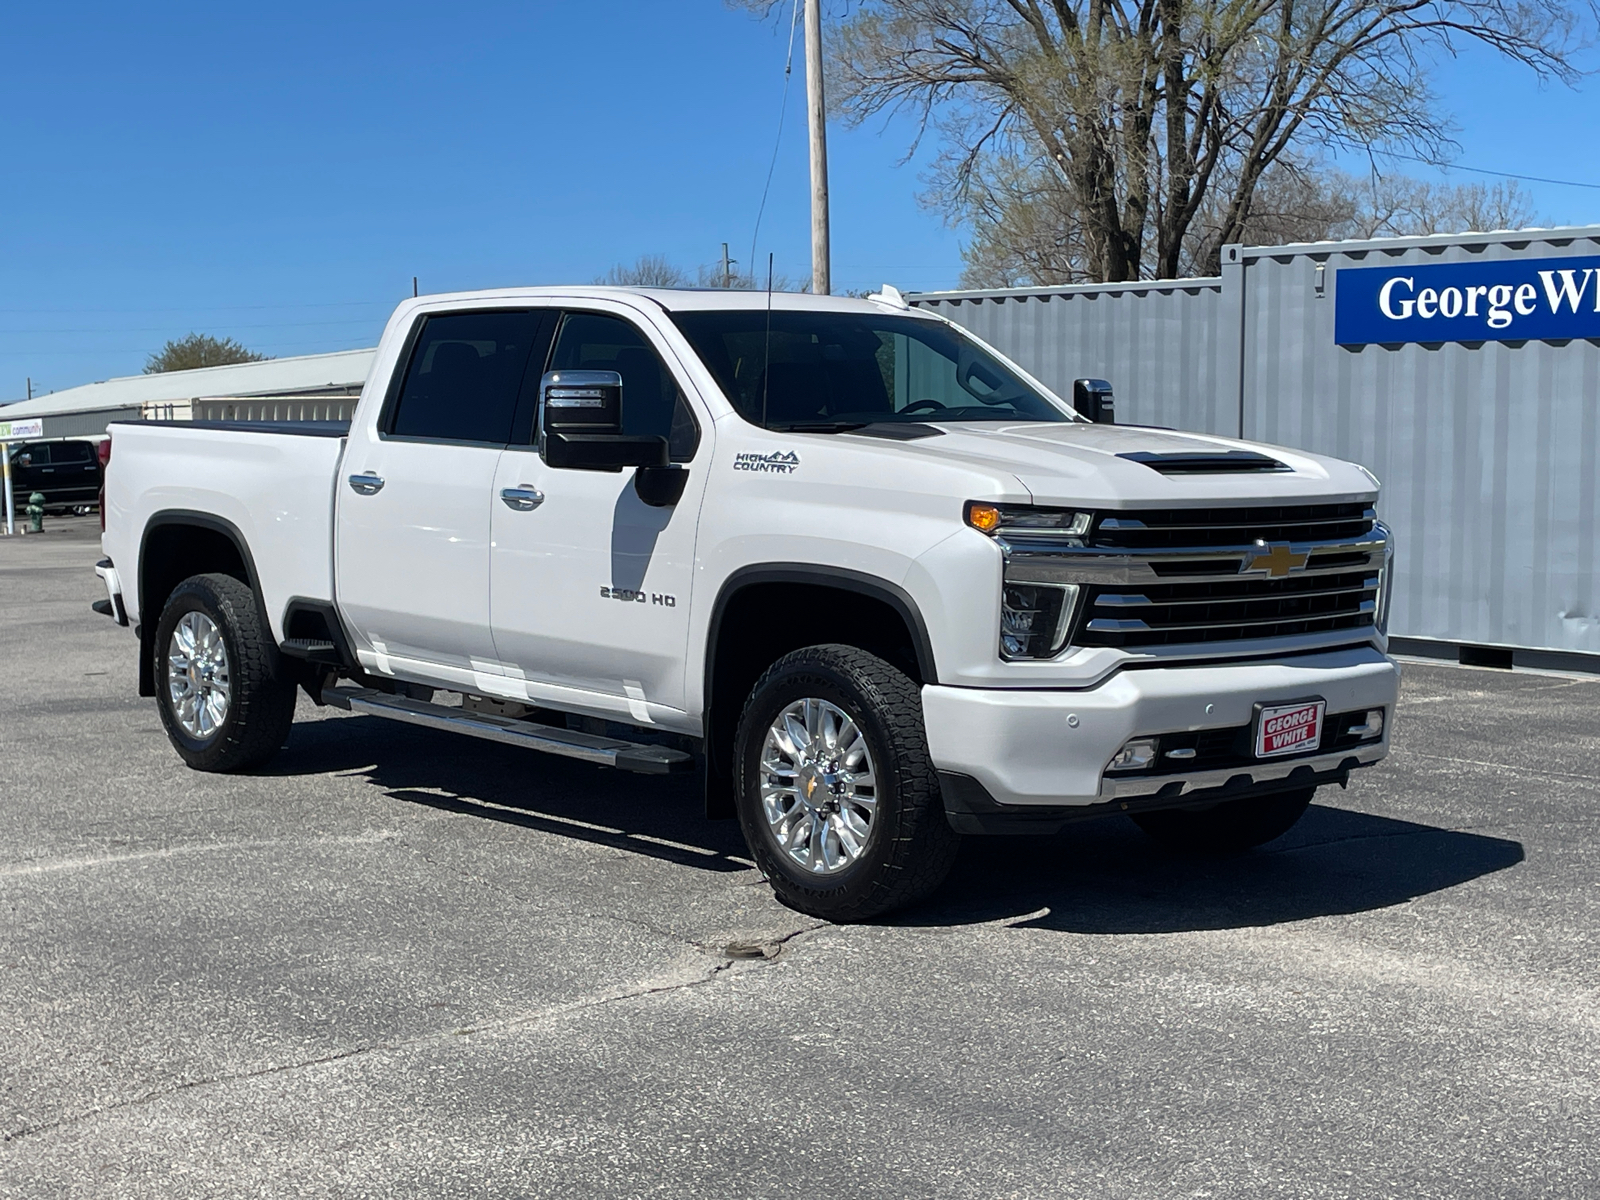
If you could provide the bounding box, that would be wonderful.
[704,578,931,812]
[137,518,258,696]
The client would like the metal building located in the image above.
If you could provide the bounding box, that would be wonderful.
[912,225,1600,666]
[0,348,375,440]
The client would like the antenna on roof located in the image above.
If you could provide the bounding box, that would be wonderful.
[761,252,774,430]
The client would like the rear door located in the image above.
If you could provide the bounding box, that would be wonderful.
[336,308,552,684]
[488,307,709,720]
[48,441,101,500]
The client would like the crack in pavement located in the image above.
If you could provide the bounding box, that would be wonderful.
[387,834,788,957]
[2,956,746,1146]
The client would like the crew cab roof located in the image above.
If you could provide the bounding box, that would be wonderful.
[398,285,936,317]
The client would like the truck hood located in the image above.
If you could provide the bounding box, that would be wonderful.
[879,421,1379,508]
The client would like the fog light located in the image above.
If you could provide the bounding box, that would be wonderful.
[1107,737,1159,771]
[1348,709,1385,740]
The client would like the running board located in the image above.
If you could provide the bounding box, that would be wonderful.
[321,686,694,775]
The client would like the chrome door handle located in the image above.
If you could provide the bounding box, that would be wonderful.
[348,472,384,496]
[500,486,545,511]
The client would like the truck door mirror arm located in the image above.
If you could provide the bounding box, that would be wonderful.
[634,465,689,507]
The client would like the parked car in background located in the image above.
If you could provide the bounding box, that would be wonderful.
[7,439,102,512]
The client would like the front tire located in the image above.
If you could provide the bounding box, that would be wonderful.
[154,573,297,772]
[733,645,959,922]
[1131,786,1315,854]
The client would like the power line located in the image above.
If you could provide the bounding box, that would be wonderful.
[0,317,385,335]
[1381,151,1600,192]
[749,0,803,282]
[0,300,395,315]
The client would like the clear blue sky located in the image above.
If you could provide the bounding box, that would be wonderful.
[2,1,1597,401]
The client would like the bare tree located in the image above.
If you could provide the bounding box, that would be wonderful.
[950,154,1546,285]
[145,333,268,374]
[598,255,693,287]
[824,1,1592,282]
[599,252,810,291]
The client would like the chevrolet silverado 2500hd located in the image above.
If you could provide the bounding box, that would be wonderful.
[96,285,1398,920]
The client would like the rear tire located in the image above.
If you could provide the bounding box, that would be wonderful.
[154,573,297,772]
[1131,786,1315,854]
[733,645,959,922]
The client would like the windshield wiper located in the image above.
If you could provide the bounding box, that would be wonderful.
[765,420,873,433]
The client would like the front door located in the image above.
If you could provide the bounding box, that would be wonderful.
[488,307,709,724]
[336,307,550,685]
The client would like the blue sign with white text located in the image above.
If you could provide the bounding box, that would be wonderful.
[1335,255,1600,345]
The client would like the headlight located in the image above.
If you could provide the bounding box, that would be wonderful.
[966,502,1092,660]
[1000,582,1080,659]
[966,502,1092,540]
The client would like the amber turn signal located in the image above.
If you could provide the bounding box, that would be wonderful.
[965,502,1002,534]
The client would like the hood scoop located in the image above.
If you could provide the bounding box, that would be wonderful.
[1117,449,1290,475]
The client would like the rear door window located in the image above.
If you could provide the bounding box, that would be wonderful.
[388,310,546,444]
[54,442,95,463]
[545,312,699,461]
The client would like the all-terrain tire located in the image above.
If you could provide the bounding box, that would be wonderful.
[154,573,297,772]
[733,644,960,922]
[1131,786,1315,855]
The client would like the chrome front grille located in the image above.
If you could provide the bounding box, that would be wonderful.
[1079,568,1379,647]
[1093,502,1374,550]
[999,503,1387,651]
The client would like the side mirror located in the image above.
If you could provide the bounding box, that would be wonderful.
[1072,378,1115,424]
[539,370,668,470]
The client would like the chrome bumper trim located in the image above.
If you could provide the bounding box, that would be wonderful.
[1097,743,1386,801]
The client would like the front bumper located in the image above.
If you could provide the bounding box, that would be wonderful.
[921,645,1398,824]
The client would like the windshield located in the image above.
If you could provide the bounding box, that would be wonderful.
[670,309,1076,431]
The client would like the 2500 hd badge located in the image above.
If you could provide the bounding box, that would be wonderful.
[600,586,676,607]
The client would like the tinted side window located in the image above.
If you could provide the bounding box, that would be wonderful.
[547,312,699,461]
[55,442,95,463]
[389,310,542,443]
[15,443,47,466]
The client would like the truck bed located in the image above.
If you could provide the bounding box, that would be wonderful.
[102,419,348,639]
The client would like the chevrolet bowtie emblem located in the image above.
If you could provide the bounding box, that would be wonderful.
[1243,542,1309,578]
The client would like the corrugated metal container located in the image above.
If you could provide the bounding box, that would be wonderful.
[912,226,1600,659]
[1236,231,1600,655]
[914,279,1232,434]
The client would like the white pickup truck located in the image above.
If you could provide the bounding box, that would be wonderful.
[96,285,1398,920]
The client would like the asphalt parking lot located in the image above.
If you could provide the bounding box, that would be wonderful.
[3,517,1598,1198]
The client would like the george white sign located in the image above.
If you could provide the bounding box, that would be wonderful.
[0,418,43,440]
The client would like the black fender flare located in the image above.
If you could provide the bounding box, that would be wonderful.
[136,510,267,697]
[699,563,939,818]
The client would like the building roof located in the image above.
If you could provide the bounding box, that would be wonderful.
[0,348,376,420]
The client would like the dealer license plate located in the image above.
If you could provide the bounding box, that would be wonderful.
[1255,700,1325,759]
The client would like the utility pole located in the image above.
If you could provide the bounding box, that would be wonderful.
[26,377,32,401]
[804,0,830,295]
[720,243,736,289]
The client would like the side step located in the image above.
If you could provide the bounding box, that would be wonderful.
[320,686,694,775]
[280,638,344,665]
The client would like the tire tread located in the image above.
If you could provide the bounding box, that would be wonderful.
[735,644,959,921]
[155,573,296,772]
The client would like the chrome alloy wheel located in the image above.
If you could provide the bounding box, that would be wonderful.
[759,698,878,875]
[167,611,232,740]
